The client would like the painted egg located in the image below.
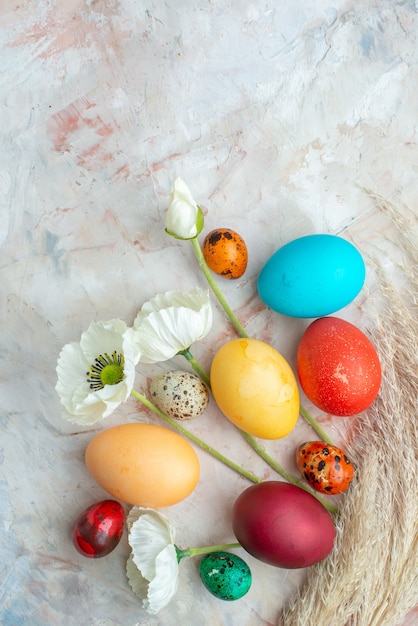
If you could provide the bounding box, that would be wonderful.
[257,234,366,318]
[199,551,252,600]
[150,370,209,420]
[85,423,200,507]
[232,481,336,569]
[210,338,299,439]
[296,441,354,494]
[297,316,381,416]
[202,228,248,279]
[72,499,125,558]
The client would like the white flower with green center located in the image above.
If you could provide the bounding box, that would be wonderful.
[165,177,204,240]
[132,287,213,363]
[56,319,140,425]
[126,507,179,614]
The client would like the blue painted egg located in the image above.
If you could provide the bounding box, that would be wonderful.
[257,234,365,318]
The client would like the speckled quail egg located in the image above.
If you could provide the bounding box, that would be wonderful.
[149,370,209,420]
[202,228,248,279]
[199,551,252,600]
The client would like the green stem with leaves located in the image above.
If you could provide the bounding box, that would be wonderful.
[130,389,261,485]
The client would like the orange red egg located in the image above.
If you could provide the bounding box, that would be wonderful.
[296,441,354,494]
[202,228,248,279]
[297,317,381,416]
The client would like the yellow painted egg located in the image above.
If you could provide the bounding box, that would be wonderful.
[210,338,299,439]
[85,423,200,507]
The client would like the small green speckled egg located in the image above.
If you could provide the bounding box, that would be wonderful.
[199,551,252,601]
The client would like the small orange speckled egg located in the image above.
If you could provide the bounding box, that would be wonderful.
[296,441,354,494]
[202,228,248,279]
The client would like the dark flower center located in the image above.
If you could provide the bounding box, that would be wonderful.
[87,352,125,390]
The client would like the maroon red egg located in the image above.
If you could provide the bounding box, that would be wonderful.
[72,499,125,558]
[296,441,354,494]
[297,316,381,416]
[232,481,336,569]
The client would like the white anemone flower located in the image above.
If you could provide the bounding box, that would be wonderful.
[132,287,213,363]
[56,319,140,425]
[126,507,179,614]
[165,177,204,240]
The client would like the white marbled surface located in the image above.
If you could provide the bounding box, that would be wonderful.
[1,1,417,625]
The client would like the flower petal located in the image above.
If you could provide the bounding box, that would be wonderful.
[145,544,179,613]
[56,341,92,414]
[166,178,201,240]
[127,508,179,614]
[128,508,175,581]
[126,549,179,615]
[135,288,210,319]
[80,319,127,361]
[126,554,150,602]
[132,289,212,363]
[125,327,142,365]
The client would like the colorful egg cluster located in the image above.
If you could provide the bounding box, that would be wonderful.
[202,228,248,279]
[69,223,379,610]
[296,441,354,494]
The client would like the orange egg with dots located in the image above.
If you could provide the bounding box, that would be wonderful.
[202,228,248,279]
[296,441,355,494]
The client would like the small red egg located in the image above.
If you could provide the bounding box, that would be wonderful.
[296,441,354,494]
[297,316,381,416]
[202,228,248,279]
[72,499,125,558]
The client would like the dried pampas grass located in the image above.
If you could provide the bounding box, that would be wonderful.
[278,194,418,626]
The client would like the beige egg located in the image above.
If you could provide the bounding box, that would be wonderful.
[85,423,200,507]
[150,370,209,420]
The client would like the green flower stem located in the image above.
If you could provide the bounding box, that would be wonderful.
[177,348,211,387]
[190,236,249,338]
[239,430,339,516]
[130,389,262,485]
[299,405,335,445]
[176,542,242,561]
[178,350,338,516]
